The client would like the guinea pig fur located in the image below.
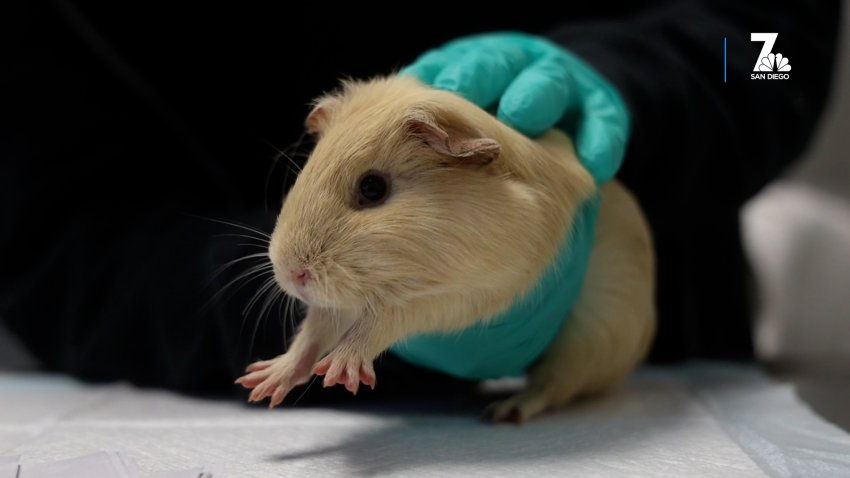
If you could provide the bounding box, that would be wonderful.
[236,76,656,423]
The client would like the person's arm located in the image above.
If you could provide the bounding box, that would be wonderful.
[403,0,841,360]
[550,0,841,359]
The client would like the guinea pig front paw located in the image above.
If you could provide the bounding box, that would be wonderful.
[235,353,314,408]
[312,349,376,395]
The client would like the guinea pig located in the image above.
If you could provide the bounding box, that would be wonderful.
[235,76,655,423]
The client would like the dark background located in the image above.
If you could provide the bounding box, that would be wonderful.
[0,1,842,396]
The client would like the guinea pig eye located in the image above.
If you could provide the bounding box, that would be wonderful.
[355,171,391,208]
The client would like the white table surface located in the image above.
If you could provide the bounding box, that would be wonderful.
[1,363,849,477]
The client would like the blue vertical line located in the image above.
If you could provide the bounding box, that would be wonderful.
[724,36,727,83]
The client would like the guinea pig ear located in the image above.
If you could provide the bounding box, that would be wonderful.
[403,109,500,165]
[305,95,342,135]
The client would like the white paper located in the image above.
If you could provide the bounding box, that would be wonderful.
[17,451,209,478]
[144,469,209,478]
[686,364,850,478]
[3,365,850,477]
[0,455,19,478]
[20,451,132,478]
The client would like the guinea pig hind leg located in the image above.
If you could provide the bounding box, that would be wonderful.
[235,306,355,408]
[484,279,652,423]
[486,182,656,423]
[484,302,620,423]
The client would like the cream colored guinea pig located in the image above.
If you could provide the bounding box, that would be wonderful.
[235,76,655,423]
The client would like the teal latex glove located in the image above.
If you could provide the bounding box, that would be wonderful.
[402,32,630,184]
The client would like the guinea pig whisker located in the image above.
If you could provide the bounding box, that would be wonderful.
[332,263,357,284]
[330,308,346,329]
[235,273,276,341]
[332,308,344,338]
[217,262,273,296]
[277,289,298,347]
[274,149,303,176]
[242,276,279,318]
[207,252,270,285]
[264,132,308,212]
[247,282,285,360]
[282,293,295,346]
[257,285,284,334]
[292,375,320,406]
[287,292,298,329]
[241,276,278,354]
[276,289,291,346]
[212,232,271,246]
[198,216,272,239]
[327,262,360,296]
[201,262,273,315]
[265,138,304,174]
[234,243,270,250]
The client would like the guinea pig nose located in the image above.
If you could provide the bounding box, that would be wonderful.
[291,265,312,287]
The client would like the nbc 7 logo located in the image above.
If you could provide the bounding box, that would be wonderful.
[751,33,778,71]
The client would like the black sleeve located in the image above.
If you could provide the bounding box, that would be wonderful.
[547,0,842,360]
[0,4,281,392]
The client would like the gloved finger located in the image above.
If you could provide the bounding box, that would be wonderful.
[432,43,532,108]
[497,54,575,137]
[400,49,463,84]
[442,32,546,57]
[576,102,628,184]
[574,99,629,183]
[402,34,512,85]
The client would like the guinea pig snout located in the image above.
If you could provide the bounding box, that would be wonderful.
[271,255,316,303]
[290,264,312,287]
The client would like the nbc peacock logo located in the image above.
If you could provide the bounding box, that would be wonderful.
[751,33,791,80]
[757,53,791,73]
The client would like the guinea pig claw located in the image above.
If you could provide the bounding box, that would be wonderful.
[235,371,266,389]
[248,386,266,403]
[269,385,288,409]
[313,350,376,394]
[312,359,331,376]
[344,374,361,395]
[359,365,377,390]
[245,359,274,373]
[322,370,345,389]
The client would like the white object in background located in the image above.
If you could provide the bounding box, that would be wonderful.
[0,455,19,478]
[742,180,850,370]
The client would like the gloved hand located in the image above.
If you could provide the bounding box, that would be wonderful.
[402,32,630,184]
